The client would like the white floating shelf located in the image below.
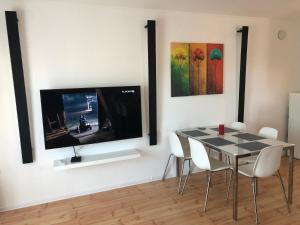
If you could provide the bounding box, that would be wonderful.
[53,149,141,171]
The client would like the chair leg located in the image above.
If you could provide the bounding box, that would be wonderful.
[226,169,233,200]
[252,177,259,224]
[162,154,173,181]
[204,172,212,212]
[277,170,291,213]
[227,155,231,165]
[180,160,193,195]
[205,170,213,187]
[177,158,186,193]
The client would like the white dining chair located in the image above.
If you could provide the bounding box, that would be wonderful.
[231,122,246,131]
[162,132,192,193]
[258,127,278,139]
[228,145,290,224]
[182,138,232,212]
[241,127,279,164]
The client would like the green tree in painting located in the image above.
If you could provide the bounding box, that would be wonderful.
[210,48,222,92]
[171,46,189,96]
[192,48,205,94]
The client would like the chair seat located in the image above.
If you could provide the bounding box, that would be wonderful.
[238,163,255,177]
[209,157,231,171]
[240,155,258,163]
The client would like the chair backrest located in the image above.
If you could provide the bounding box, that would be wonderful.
[169,133,184,157]
[253,145,283,178]
[258,127,278,139]
[188,138,211,170]
[231,122,246,131]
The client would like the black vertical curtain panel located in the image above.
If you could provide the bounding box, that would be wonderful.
[145,20,157,145]
[5,11,33,163]
[237,26,249,123]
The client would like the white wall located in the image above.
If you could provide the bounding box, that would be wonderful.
[0,0,295,210]
[244,18,300,140]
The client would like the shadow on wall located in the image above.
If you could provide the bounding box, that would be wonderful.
[244,20,296,141]
[0,176,4,212]
[0,176,6,211]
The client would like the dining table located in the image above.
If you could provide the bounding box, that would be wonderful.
[176,126,295,221]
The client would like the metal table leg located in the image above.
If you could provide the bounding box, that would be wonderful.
[219,151,223,161]
[232,155,239,220]
[288,146,294,204]
[219,152,228,185]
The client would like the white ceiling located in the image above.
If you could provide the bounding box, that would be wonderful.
[63,0,300,18]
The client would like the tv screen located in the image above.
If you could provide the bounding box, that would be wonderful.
[40,86,142,149]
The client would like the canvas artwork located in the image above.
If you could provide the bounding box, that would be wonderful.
[171,42,223,97]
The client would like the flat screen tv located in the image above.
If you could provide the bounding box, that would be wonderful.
[40,86,142,149]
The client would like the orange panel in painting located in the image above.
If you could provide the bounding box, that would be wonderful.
[207,44,223,94]
[189,43,207,95]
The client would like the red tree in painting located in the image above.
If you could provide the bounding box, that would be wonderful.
[192,48,205,93]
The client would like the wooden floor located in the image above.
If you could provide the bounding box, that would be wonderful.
[1,159,300,225]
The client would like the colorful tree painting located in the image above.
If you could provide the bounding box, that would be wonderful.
[171,42,223,97]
